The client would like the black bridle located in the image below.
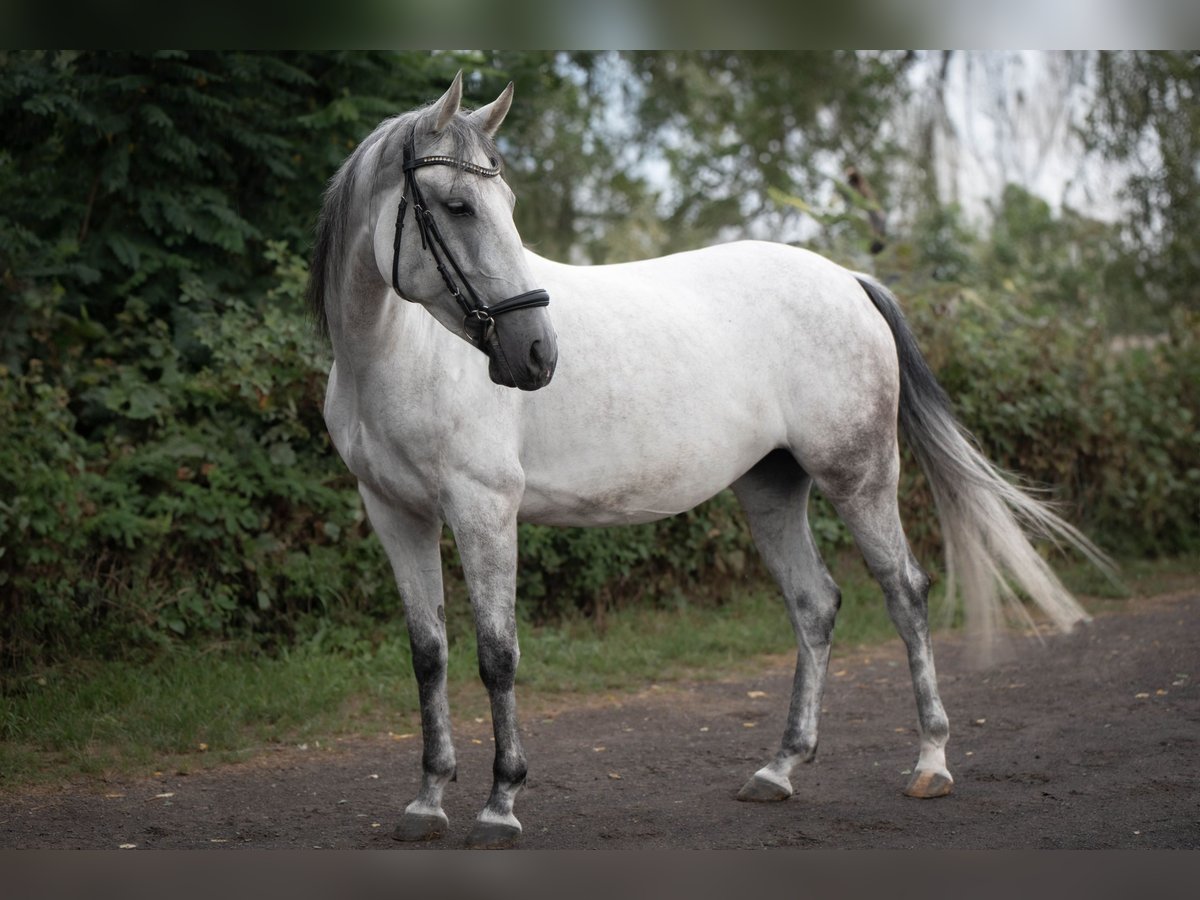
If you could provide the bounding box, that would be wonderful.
[391,133,549,351]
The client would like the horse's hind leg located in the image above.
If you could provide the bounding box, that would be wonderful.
[360,489,457,841]
[732,450,842,802]
[822,459,954,799]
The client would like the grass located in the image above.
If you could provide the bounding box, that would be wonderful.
[2,553,1196,790]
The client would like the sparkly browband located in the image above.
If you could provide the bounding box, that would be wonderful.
[402,155,501,178]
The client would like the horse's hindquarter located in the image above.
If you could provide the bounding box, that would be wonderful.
[516,242,899,526]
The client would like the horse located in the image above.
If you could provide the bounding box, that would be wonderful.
[307,73,1107,848]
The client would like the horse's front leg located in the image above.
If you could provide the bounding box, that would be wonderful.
[359,488,456,842]
[446,493,527,849]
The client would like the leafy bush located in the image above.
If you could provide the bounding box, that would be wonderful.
[0,248,394,665]
[902,190,1200,557]
[514,491,758,624]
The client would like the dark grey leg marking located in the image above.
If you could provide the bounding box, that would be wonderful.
[357,491,458,841]
[733,450,842,801]
[828,468,953,799]
[393,628,458,841]
[449,502,527,848]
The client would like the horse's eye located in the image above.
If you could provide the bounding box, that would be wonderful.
[445,200,474,217]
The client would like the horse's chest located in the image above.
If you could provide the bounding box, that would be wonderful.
[327,388,445,510]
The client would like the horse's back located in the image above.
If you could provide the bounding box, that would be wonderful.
[529,240,893,365]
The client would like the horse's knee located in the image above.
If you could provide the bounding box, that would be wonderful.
[410,632,448,685]
[477,638,519,693]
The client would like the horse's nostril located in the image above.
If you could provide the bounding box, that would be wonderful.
[529,340,544,368]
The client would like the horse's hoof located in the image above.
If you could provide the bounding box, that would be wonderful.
[737,773,793,802]
[464,819,522,849]
[903,770,954,799]
[393,810,449,842]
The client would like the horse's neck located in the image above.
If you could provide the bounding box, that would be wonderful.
[332,284,430,378]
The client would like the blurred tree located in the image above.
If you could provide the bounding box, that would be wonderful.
[618,51,912,254]
[1087,50,1200,323]
[464,51,610,262]
[981,183,1121,310]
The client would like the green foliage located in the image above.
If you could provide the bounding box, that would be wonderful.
[0,246,395,665]
[0,50,473,666]
[515,491,756,623]
[0,50,457,365]
[879,197,1200,560]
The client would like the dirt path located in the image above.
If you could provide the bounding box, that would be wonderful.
[3,593,1197,849]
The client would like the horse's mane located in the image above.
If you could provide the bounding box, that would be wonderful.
[306,106,501,338]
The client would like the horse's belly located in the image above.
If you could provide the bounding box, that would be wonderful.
[517,402,779,526]
[518,467,744,527]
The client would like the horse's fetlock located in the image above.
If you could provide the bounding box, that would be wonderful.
[926,714,950,743]
[422,749,457,781]
[494,754,527,789]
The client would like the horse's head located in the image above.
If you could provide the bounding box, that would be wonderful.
[376,73,558,391]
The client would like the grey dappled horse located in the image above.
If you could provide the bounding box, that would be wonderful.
[308,74,1106,848]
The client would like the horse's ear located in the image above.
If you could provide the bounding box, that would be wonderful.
[430,70,463,134]
[468,82,514,138]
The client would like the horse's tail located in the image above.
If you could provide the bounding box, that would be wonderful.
[855,274,1113,649]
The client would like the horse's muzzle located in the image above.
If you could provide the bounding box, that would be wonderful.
[487,323,557,391]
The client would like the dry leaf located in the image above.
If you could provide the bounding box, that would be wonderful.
[608,772,621,779]
[746,690,767,699]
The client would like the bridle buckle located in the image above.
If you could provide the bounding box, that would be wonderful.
[464,308,496,345]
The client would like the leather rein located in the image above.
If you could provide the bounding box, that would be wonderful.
[390,133,549,351]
